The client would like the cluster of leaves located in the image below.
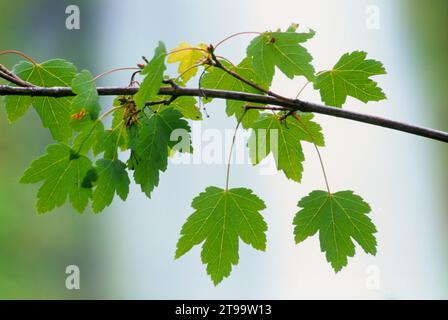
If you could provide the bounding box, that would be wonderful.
[2,24,386,285]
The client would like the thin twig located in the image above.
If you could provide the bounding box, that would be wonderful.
[0,65,33,87]
[1,84,447,143]
[144,97,177,107]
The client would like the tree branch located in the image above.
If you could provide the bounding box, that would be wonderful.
[0,65,33,87]
[0,84,447,143]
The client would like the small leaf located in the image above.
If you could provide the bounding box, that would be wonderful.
[293,190,377,272]
[134,41,167,109]
[129,108,190,198]
[176,186,267,285]
[314,51,387,107]
[6,59,78,142]
[201,57,265,128]
[20,143,93,213]
[246,28,315,86]
[92,159,130,213]
[248,113,324,182]
[167,42,208,82]
[71,69,101,119]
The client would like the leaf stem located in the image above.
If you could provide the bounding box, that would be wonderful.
[174,60,206,82]
[294,80,331,192]
[225,108,247,190]
[99,105,124,121]
[93,67,140,81]
[214,31,262,50]
[295,81,310,99]
[166,47,208,57]
[0,50,38,65]
[293,113,330,193]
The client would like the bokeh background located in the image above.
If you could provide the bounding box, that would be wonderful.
[0,0,446,299]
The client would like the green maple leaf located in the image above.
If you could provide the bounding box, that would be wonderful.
[92,159,130,213]
[246,28,315,86]
[134,41,167,109]
[20,144,93,214]
[71,69,101,119]
[314,51,387,107]
[129,108,190,198]
[248,113,324,182]
[167,42,208,82]
[5,59,77,142]
[293,190,377,272]
[201,57,265,128]
[175,186,267,285]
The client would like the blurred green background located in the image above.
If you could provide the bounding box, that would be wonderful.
[407,0,448,234]
[0,0,446,299]
[0,0,111,299]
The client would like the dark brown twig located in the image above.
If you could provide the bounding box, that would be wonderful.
[0,65,33,87]
[1,84,447,143]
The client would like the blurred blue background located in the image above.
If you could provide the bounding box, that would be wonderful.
[0,0,446,299]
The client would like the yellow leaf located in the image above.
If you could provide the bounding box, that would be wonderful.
[167,42,207,82]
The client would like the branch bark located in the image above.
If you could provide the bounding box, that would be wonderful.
[0,84,447,143]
